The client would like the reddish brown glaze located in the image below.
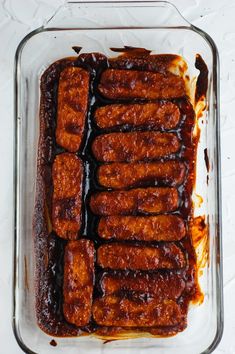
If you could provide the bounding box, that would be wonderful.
[195,54,208,104]
[110,51,181,73]
[56,66,89,152]
[94,321,187,338]
[52,153,83,240]
[90,187,179,216]
[94,102,181,130]
[98,69,186,100]
[97,161,186,189]
[92,131,181,162]
[98,215,186,241]
[35,49,207,338]
[63,240,94,326]
[97,243,186,270]
[92,296,183,327]
[100,271,186,299]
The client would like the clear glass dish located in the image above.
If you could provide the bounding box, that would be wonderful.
[13,1,223,353]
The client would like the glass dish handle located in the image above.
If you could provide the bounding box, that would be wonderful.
[43,1,192,29]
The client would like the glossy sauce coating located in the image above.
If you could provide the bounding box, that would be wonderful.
[92,131,181,162]
[100,271,186,299]
[56,67,89,152]
[63,240,94,326]
[97,243,186,270]
[98,69,186,100]
[92,296,183,327]
[90,187,179,216]
[97,161,186,189]
[35,50,205,338]
[98,215,186,241]
[52,153,83,240]
[94,102,181,130]
[109,52,181,73]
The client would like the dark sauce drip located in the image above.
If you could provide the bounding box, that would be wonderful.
[110,46,152,56]
[204,148,210,173]
[50,339,57,347]
[195,54,208,104]
[35,51,202,338]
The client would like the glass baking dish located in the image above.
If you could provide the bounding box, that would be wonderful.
[13,1,223,353]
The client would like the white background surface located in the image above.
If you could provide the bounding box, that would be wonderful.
[0,0,234,353]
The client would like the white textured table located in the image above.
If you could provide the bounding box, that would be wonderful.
[0,0,234,353]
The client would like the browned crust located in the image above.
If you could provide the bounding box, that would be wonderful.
[98,215,186,241]
[97,161,186,189]
[52,153,83,240]
[92,132,181,162]
[34,50,204,338]
[97,243,186,270]
[100,271,186,299]
[98,69,186,100]
[56,66,89,152]
[94,102,181,130]
[109,52,181,73]
[63,239,94,326]
[90,187,179,216]
[92,296,183,327]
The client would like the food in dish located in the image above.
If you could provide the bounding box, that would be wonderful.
[98,68,186,99]
[34,48,207,338]
[97,161,186,188]
[52,153,83,240]
[98,215,186,241]
[92,131,181,162]
[94,102,181,130]
[63,239,94,326]
[56,67,89,152]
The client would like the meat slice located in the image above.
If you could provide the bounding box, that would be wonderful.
[94,102,181,130]
[97,243,186,270]
[92,132,180,162]
[110,53,183,73]
[98,215,186,241]
[56,66,89,152]
[98,69,186,100]
[52,153,83,240]
[63,239,94,327]
[100,271,185,299]
[90,187,179,216]
[92,295,183,327]
[97,161,186,189]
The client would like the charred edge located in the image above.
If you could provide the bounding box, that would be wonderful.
[110,46,152,56]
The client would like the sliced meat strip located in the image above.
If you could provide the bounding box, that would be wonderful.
[94,102,181,130]
[92,131,180,162]
[98,215,186,241]
[97,161,186,189]
[92,295,183,327]
[97,243,186,270]
[52,153,83,240]
[63,239,94,327]
[100,271,186,299]
[90,187,179,216]
[56,66,89,152]
[110,53,182,73]
[98,69,186,100]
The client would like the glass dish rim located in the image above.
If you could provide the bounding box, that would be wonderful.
[13,2,223,353]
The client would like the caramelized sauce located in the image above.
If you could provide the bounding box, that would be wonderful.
[34,49,208,338]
